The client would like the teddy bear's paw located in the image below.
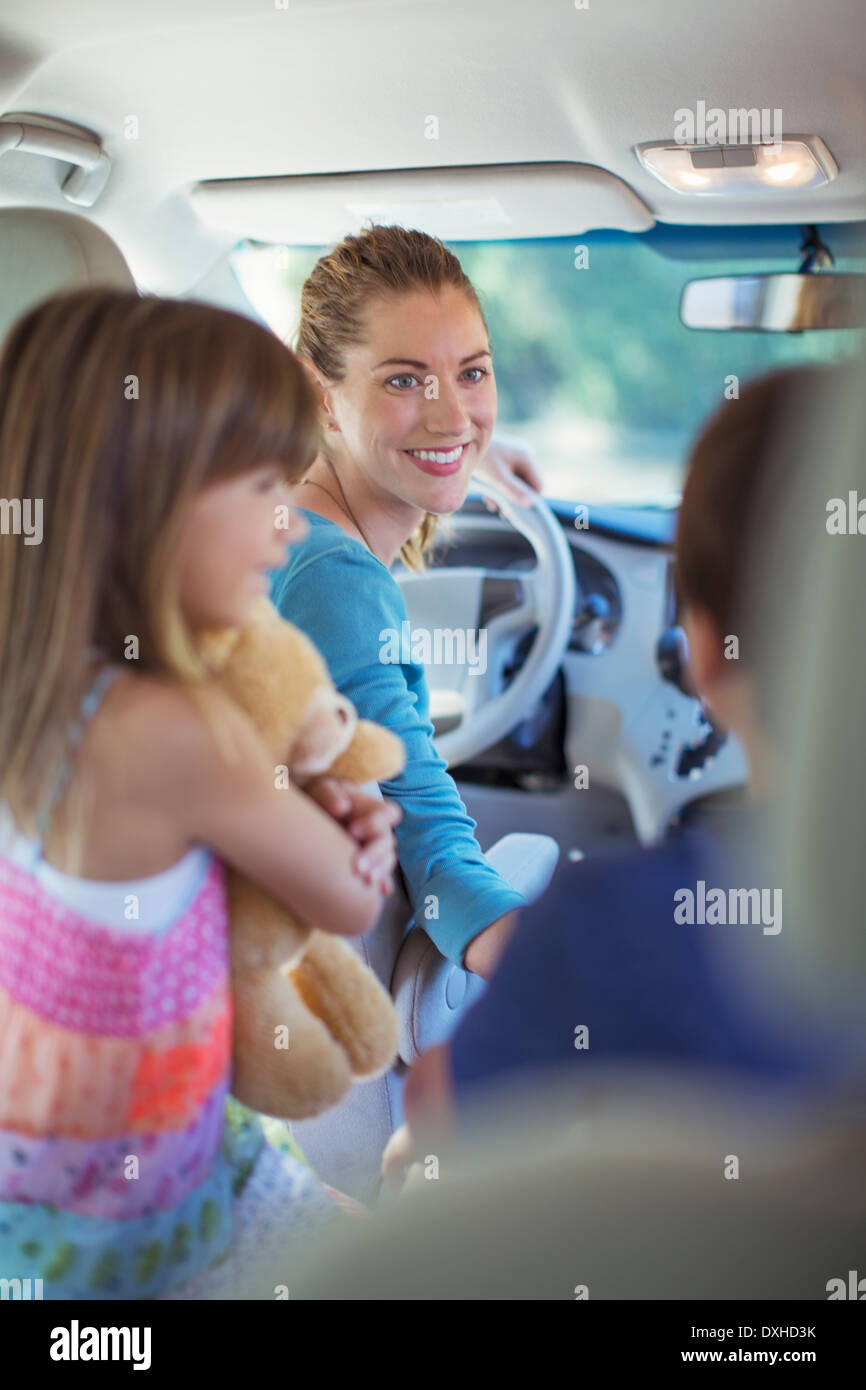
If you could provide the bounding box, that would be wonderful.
[232,971,353,1119]
[290,933,400,1079]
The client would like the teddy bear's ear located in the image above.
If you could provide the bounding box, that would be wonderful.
[197,625,242,672]
[196,597,276,671]
[228,600,332,689]
[245,596,283,630]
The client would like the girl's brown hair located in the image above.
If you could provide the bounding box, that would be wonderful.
[295,224,488,571]
[0,287,318,842]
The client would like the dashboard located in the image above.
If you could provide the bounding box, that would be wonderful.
[421,497,749,845]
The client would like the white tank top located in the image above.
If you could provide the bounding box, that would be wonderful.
[0,802,211,933]
[0,662,211,933]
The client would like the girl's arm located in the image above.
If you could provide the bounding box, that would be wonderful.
[156,683,393,938]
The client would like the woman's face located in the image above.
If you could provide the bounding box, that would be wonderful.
[176,465,308,629]
[322,285,498,516]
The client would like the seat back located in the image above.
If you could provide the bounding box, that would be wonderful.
[0,207,135,342]
[290,828,559,1201]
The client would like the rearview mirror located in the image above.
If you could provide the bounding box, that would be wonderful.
[680,273,866,331]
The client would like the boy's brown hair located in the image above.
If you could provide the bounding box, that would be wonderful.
[675,364,833,672]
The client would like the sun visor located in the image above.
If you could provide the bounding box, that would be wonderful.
[190,163,655,244]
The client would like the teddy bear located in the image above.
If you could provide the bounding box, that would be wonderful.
[198,595,405,1120]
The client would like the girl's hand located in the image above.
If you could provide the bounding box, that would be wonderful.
[476,434,543,510]
[305,777,401,894]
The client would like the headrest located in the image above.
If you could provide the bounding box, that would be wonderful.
[0,207,135,344]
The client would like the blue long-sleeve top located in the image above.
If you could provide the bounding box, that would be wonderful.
[270,509,526,966]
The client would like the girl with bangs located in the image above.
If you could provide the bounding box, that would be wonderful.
[0,288,399,1299]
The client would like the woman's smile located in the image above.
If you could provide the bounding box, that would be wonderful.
[401,441,472,476]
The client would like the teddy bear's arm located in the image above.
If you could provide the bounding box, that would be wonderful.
[290,932,399,1080]
[232,965,353,1119]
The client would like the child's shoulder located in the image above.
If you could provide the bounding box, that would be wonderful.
[93,670,253,788]
[100,668,210,733]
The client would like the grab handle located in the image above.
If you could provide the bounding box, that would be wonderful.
[0,118,111,206]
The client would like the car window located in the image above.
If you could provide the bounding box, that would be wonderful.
[231,228,865,507]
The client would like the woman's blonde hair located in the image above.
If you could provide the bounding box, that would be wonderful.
[295,224,488,571]
[0,287,318,844]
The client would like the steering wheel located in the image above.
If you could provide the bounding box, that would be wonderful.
[396,475,577,767]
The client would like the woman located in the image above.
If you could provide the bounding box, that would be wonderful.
[271,225,541,978]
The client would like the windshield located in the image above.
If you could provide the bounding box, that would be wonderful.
[231,227,865,507]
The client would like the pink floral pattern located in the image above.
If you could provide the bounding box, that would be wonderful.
[0,855,228,1035]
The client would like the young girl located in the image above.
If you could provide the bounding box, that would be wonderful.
[0,288,399,1299]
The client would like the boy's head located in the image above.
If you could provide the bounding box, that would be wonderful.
[674,364,834,792]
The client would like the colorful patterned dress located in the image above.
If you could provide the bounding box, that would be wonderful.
[0,666,337,1300]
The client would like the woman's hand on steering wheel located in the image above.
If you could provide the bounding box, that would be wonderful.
[476,433,543,511]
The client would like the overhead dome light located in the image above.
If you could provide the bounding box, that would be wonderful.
[634,136,837,195]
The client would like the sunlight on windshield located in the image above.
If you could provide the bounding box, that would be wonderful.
[231,233,863,507]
